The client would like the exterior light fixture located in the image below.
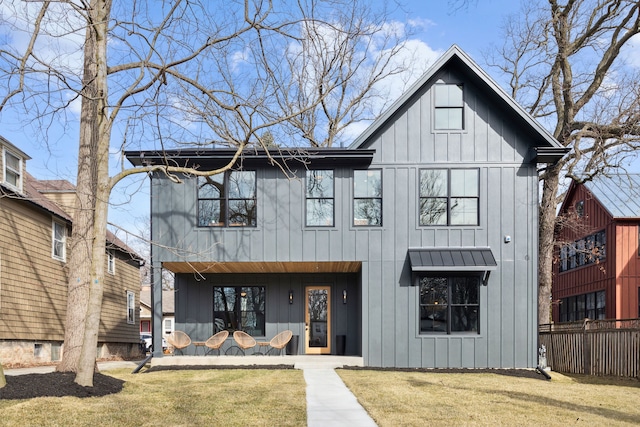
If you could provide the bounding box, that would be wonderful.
[343,289,347,304]
[289,290,293,304]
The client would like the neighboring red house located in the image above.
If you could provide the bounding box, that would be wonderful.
[553,174,640,323]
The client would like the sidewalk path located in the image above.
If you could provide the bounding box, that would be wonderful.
[304,368,377,427]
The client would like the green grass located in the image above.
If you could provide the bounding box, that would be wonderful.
[0,369,306,427]
[338,369,640,426]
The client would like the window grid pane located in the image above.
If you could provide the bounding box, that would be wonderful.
[420,169,478,226]
[197,171,256,227]
[306,170,334,227]
[353,170,382,226]
[420,276,480,334]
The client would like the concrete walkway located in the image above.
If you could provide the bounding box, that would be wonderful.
[304,367,377,427]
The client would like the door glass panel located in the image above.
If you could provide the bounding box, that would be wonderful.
[308,289,328,348]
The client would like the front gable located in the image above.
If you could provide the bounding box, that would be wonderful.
[351,45,565,166]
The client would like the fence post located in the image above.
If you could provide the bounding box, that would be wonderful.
[583,319,591,375]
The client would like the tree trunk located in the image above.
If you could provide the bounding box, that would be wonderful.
[538,163,561,326]
[57,0,113,388]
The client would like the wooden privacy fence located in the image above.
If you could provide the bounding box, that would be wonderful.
[539,319,640,378]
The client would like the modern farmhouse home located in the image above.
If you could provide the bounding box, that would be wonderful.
[126,45,566,368]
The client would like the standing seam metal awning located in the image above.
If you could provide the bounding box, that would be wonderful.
[408,247,497,272]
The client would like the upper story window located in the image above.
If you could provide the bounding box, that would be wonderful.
[575,200,584,217]
[419,169,479,226]
[107,250,115,275]
[353,170,382,226]
[197,171,256,227]
[3,148,22,191]
[559,230,606,273]
[434,84,464,130]
[419,275,480,334]
[306,170,334,227]
[126,290,135,324]
[52,220,66,261]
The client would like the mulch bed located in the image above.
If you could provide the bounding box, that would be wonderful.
[0,372,124,400]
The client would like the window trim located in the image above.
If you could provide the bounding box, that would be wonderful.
[126,290,135,325]
[433,83,464,131]
[353,169,382,227]
[107,250,116,275]
[197,170,257,227]
[419,168,479,227]
[2,147,23,192]
[305,169,335,227]
[51,219,67,262]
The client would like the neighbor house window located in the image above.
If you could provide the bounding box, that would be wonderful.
[213,286,265,336]
[197,170,256,227]
[575,200,584,217]
[434,84,464,130]
[2,148,22,191]
[558,230,606,272]
[164,318,173,335]
[419,275,480,334]
[353,170,382,226]
[559,290,605,322]
[306,170,334,227]
[52,220,66,261]
[107,250,115,275]
[419,169,479,226]
[127,291,135,324]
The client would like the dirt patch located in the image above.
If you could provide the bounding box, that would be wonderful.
[0,372,125,400]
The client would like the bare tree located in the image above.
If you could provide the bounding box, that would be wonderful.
[486,0,640,325]
[0,0,414,386]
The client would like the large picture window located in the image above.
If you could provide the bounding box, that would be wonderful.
[559,230,606,272]
[213,286,265,336]
[198,171,256,227]
[353,170,382,226]
[434,84,464,130]
[419,275,480,334]
[306,170,334,227]
[419,169,479,226]
[559,290,605,322]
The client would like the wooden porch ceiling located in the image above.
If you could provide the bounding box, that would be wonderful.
[162,261,362,274]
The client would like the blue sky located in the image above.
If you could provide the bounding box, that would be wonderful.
[0,0,634,237]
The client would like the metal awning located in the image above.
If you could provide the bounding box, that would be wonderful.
[408,247,497,272]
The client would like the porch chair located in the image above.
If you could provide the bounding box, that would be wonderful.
[166,330,191,355]
[232,330,256,355]
[267,330,293,356]
[204,330,229,355]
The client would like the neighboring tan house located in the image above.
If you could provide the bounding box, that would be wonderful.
[0,136,143,367]
[126,45,566,368]
[552,174,640,323]
[140,285,175,340]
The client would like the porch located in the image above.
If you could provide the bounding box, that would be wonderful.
[149,355,365,370]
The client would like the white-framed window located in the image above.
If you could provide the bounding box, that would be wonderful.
[127,290,135,324]
[52,220,67,261]
[164,318,173,335]
[3,148,23,191]
[107,250,115,275]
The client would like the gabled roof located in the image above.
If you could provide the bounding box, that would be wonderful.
[580,174,640,219]
[349,45,567,162]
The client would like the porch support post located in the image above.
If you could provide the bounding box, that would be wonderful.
[152,262,164,357]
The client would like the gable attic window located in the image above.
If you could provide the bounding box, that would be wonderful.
[3,148,22,191]
[434,84,464,130]
[197,171,257,227]
[52,220,66,261]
